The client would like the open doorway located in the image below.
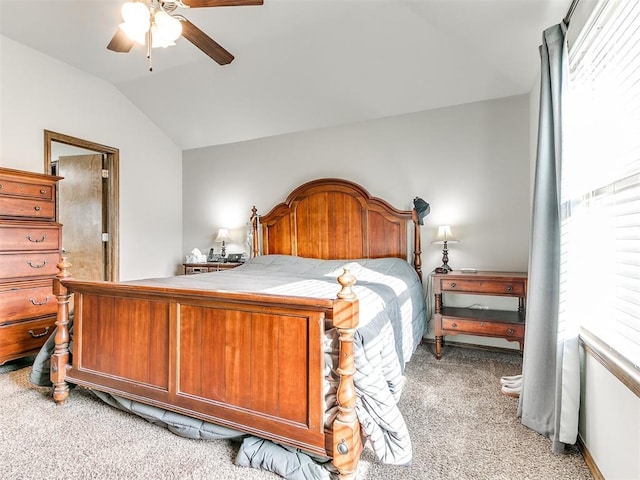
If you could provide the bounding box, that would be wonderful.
[44,130,119,282]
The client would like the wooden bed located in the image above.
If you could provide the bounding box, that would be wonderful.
[50,178,423,479]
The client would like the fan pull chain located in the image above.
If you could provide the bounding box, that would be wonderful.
[147,29,153,72]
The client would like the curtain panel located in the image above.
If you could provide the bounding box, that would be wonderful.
[517,22,580,453]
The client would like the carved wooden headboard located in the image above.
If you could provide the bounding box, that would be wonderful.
[251,178,423,279]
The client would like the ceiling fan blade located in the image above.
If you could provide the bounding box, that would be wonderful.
[181,19,234,65]
[183,0,263,7]
[106,28,135,53]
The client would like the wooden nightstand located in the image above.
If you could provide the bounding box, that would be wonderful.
[432,270,527,359]
[183,262,244,275]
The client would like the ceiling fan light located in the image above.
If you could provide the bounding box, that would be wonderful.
[153,11,183,43]
[119,21,147,45]
[121,1,150,27]
[151,24,176,48]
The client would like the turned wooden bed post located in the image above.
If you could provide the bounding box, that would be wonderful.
[51,257,72,404]
[332,268,362,479]
[250,206,260,258]
[411,208,423,281]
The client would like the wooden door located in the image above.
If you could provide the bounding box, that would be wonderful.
[57,155,105,281]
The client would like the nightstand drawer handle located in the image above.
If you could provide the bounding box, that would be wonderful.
[40,189,47,195]
[28,327,50,338]
[27,260,48,268]
[451,323,457,328]
[29,296,50,306]
[26,233,47,243]
[450,282,457,288]
[506,285,513,291]
[508,328,515,335]
[34,205,41,212]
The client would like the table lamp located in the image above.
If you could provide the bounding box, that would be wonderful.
[215,228,230,259]
[432,225,459,272]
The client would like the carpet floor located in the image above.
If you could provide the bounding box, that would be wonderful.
[0,344,592,479]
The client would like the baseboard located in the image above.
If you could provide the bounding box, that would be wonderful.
[421,337,523,357]
[577,435,604,480]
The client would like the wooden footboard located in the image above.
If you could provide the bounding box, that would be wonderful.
[51,259,363,479]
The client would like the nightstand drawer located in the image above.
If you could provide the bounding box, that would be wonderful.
[438,278,525,296]
[442,318,524,338]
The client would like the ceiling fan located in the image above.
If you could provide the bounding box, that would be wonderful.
[107,0,263,68]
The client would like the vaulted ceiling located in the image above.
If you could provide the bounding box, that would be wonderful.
[0,0,571,150]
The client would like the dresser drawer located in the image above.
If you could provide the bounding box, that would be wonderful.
[442,317,524,338]
[0,316,56,364]
[0,177,55,200]
[0,252,60,279]
[0,196,56,220]
[0,223,61,251]
[438,278,526,296]
[0,280,56,324]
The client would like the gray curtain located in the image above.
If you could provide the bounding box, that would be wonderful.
[517,23,579,453]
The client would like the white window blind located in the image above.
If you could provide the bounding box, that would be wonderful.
[562,0,640,369]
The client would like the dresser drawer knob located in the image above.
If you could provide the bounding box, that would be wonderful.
[34,205,41,212]
[26,234,47,243]
[450,282,457,288]
[506,285,513,291]
[40,189,47,195]
[451,323,457,328]
[29,296,50,306]
[27,260,48,268]
[28,327,50,338]
[508,328,515,335]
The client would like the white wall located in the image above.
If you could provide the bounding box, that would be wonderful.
[0,35,183,280]
[183,94,531,348]
[579,352,640,480]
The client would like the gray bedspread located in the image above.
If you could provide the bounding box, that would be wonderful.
[31,255,426,477]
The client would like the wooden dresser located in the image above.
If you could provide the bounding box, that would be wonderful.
[432,270,527,359]
[0,167,62,365]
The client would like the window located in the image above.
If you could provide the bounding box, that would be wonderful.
[562,0,640,372]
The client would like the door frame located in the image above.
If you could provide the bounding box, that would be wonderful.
[44,130,119,282]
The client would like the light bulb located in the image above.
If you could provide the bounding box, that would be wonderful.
[119,22,147,45]
[121,1,150,27]
[151,24,175,48]
[153,10,182,43]
[120,1,150,44]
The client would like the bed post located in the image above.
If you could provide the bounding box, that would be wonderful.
[411,209,423,281]
[51,257,72,404]
[332,268,363,479]
[250,206,260,258]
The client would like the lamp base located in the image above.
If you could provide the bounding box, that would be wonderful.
[435,267,449,274]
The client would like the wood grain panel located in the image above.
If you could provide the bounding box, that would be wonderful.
[78,294,169,388]
[224,309,252,407]
[259,178,413,261]
[277,314,309,424]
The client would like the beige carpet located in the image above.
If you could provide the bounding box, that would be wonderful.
[0,344,592,479]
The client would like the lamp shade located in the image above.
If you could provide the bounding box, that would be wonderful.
[215,228,231,242]
[432,225,459,244]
